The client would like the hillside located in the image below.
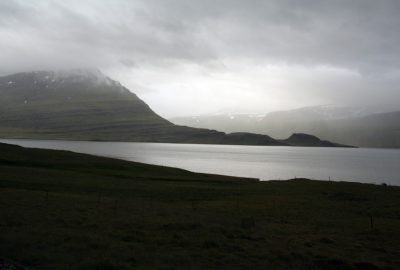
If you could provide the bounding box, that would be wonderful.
[0,70,284,146]
[281,133,354,147]
[1,142,399,269]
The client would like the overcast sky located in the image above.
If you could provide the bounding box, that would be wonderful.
[1,0,400,117]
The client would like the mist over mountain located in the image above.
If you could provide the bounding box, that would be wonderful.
[1,2,400,269]
[2,1,400,117]
[0,69,284,146]
[0,69,352,147]
[171,106,400,148]
[312,111,400,148]
[171,105,374,134]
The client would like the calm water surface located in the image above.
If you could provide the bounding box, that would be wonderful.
[1,139,400,185]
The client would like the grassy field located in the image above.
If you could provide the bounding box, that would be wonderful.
[0,142,399,269]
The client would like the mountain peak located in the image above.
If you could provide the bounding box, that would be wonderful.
[0,68,132,99]
[30,68,117,86]
[2,68,120,86]
[287,133,319,141]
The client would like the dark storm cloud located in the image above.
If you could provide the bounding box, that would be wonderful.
[1,0,400,116]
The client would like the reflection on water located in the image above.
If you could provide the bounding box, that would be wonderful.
[1,139,400,185]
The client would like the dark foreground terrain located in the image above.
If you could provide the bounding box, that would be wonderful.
[0,143,399,270]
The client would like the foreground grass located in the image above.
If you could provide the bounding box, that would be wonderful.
[0,143,399,270]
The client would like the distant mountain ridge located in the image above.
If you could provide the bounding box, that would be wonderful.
[0,69,348,147]
[171,106,400,148]
[170,105,373,135]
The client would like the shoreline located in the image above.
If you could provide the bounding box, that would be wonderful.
[1,142,400,269]
[0,136,358,148]
[1,139,399,186]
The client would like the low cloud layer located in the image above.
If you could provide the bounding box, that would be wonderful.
[1,0,400,116]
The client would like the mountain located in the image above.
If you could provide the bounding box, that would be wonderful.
[280,133,353,147]
[171,113,263,134]
[0,70,354,147]
[170,106,374,135]
[0,69,288,146]
[310,111,400,148]
[171,106,400,148]
[256,109,400,148]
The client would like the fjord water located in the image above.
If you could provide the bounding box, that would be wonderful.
[1,139,399,185]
